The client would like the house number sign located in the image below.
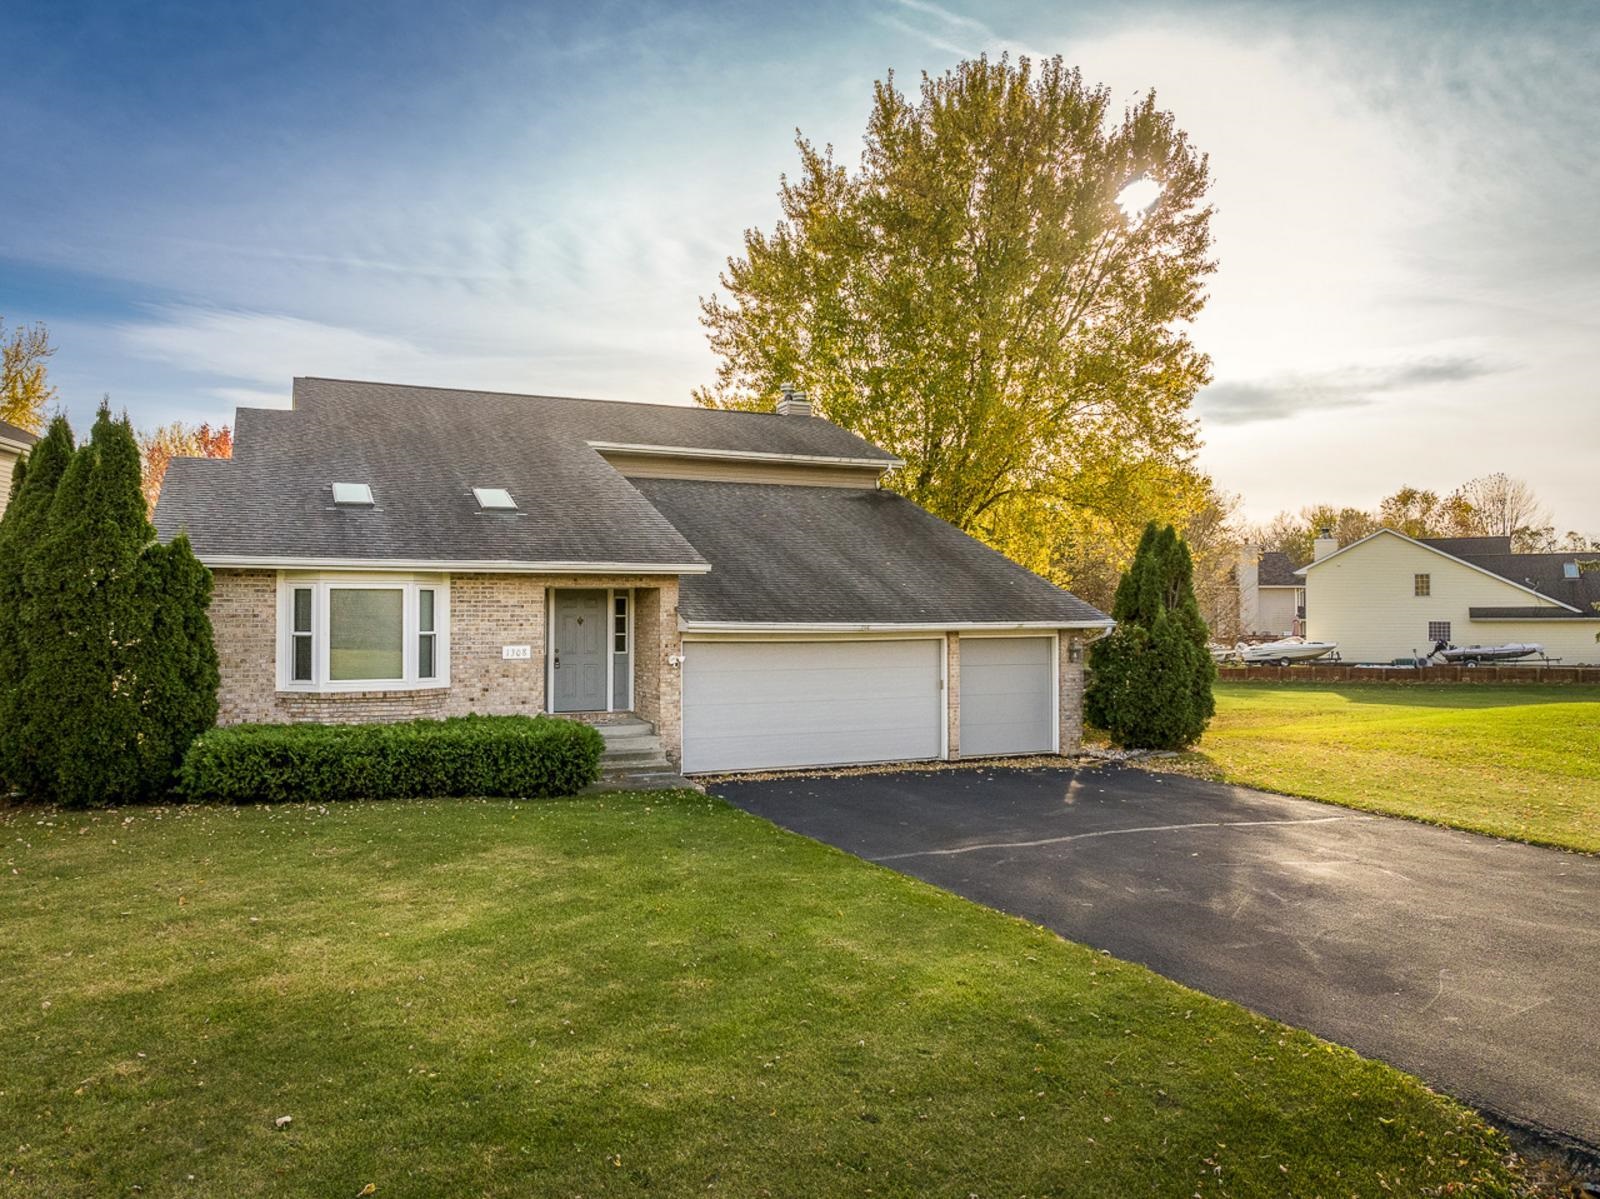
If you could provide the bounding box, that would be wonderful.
[502,645,532,660]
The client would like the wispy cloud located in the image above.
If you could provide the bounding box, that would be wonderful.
[1199,356,1514,426]
[873,0,1048,62]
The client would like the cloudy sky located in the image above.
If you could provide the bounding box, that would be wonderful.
[3,0,1596,530]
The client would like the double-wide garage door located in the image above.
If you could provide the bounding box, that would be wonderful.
[680,635,1058,773]
[681,639,943,774]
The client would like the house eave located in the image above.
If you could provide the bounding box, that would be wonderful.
[588,440,903,472]
[196,555,711,575]
[679,618,1115,634]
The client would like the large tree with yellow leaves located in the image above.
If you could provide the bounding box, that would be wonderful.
[696,56,1216,601]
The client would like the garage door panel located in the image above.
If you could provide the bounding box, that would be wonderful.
[682,639,942,773]
[959,636,1054,757]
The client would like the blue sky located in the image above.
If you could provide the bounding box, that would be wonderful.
[2,0,1596,529]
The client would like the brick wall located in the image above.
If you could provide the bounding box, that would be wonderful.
[945,633,961,759]
[1059,633,1085,754]
[210,570,279,724]
[631,582,682,763]
[206,570,685,762]
[443,573,545,717]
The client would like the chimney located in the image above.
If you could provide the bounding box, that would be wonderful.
[1236,544,1260,633]
[1312,526,1339,561]
[776,382,813,418]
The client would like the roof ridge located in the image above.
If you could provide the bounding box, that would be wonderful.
[294,376,796,420]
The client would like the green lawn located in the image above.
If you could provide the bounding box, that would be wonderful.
[1172,683,1600,852]
[1,794,1538,1197]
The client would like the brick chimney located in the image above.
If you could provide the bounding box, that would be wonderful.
[776,382,813,417]
[1312,527,1339,561]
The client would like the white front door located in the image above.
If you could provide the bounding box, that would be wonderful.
[681,639,943,773]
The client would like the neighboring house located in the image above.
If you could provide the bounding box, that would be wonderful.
[0,419,39,516]
[154,377,1111,773]
[1298,530,1600,663]
[1235,546,1305,637]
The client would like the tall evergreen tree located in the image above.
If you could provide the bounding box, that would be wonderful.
[3,407,220,805]
[132,532,220,792]
[23,405,156,804]
[1084,523,1216,749]
[0,416,75,793]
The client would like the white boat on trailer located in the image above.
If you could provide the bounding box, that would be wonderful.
[1429,640,1544,665]
[1236,637,1339,665]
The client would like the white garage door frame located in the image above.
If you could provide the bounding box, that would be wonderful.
[680,632,947,774]
[958,631,1060,757]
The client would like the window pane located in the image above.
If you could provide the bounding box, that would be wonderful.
[292,634,313,682]
[329,589,404,680]
[293,587,313,633]
[419,633,436,679]
[419,589,435,632]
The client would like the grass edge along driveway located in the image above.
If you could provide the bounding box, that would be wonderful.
[1157,683,1600,853]
[1,792,1542,1198]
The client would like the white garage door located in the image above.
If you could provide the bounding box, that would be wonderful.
[681,639,943,773]
[959,636,1055,757]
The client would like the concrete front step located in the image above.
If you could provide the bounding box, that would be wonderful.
[600,734,662,754]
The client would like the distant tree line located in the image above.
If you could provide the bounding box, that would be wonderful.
[1252,474,1596,566]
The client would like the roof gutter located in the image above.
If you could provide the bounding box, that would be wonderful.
[196,555,711,575]
[588,440,903,472]
[679,618,1115,634]
[0,434,35,454]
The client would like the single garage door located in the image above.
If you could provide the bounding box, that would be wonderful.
[681,639,942,773]
[959,636,1055,757]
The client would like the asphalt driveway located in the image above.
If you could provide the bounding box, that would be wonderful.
[713,764,1600,1153]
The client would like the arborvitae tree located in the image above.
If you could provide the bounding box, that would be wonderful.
[1084,522,1216,750]
[3,407,220,805]
[23,405,156,805]
[132,532,219,792]
[0,416,75,793]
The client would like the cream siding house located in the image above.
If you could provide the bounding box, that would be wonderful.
[1299,530,1600,664]
[0,420,40,517]
[1236,548,1304,636]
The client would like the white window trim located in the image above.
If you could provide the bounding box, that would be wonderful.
[276,572,450,693]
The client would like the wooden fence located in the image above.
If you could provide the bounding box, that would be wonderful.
[1216,663,1600,685]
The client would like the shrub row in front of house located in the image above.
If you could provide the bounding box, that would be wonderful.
[178,715,605,804]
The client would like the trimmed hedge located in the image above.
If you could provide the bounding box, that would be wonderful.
[178,715,605,804]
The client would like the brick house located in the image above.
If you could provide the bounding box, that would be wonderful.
[155,378,1111,773]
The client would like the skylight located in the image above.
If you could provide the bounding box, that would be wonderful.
[331,482,374,506]
[473,487,518,511]
[1564,561,1581,580]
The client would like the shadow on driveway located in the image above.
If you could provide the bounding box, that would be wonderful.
[713,763,1600,1156]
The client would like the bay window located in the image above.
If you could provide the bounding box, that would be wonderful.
[279,575,448,691]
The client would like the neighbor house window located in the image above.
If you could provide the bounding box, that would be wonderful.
[613,593,628,653]
[279,576,447,691]
[1427,621,1451,643]
[1414,573,1431,596]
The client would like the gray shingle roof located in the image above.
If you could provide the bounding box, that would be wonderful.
[1469,606,1600,621]
[631,478,1110,627]
[0,419,39,446]
[1421,536,1513,558]
[156,376,1105,626]
[158,375,897,567]
[1256,551,1299,587]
